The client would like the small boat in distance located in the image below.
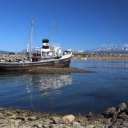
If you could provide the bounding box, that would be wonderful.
[0,21,72,72]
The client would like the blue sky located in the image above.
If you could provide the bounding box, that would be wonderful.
[0,0,128,51]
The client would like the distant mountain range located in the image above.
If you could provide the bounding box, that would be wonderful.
[74,45,128,54]
[83,50,128,54]
[0,50,9,54]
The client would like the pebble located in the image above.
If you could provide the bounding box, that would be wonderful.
[88,112,94,118]
[51,116,61,124]
[85,124,95,128]
[28,115,37,121]
[123,121,128,127]
[44,118,53,124]
[72,121,81,127]
[0,107,4,111]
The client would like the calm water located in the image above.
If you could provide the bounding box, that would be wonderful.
[0,58,128,114]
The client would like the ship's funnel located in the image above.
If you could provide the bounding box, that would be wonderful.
[42,39,49,49]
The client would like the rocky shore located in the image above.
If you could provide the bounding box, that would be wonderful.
[0,103,128,128]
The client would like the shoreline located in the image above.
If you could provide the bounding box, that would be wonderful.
[0,103,128,128]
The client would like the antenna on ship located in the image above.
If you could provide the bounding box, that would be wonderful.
[51,22,55,43]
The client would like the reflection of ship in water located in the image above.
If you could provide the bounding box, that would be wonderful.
[32,74,72,95]
[25,73,72,96]
[21,73,72,110]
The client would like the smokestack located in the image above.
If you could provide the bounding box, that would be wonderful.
[42,39,49,49]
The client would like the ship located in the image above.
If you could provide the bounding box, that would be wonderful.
[0,39,72,71]
[0,21,72,72]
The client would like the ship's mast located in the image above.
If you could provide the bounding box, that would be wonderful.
[29,18,34,58]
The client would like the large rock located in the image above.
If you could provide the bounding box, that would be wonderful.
[103,107,116,118]
[62,114,75,123]
[118,103,127,112]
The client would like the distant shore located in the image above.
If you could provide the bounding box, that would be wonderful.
[0,102,128,128]
[73,53,128,59]
[1,53,128,61]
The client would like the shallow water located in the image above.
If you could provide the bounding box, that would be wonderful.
[0,58,128,114]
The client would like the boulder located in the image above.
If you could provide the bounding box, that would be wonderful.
[117,103,127,112]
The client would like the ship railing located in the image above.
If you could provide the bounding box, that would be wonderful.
[41,55,61,60]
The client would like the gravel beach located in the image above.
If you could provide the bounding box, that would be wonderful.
[0,103,128,128]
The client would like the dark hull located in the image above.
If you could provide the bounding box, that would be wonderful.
[0,57,71,72]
